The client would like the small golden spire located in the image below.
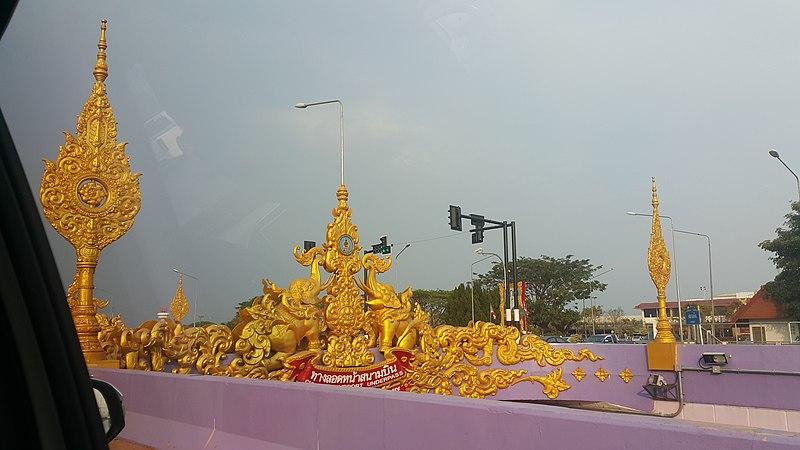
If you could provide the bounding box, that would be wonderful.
[170,273,190,323]
[93,19,108,82]
[647,177,675,343]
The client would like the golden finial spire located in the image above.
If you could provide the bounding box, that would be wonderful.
[39,19,141,367]
[93,19,108,82]
[170,273,189,323]
[647,177,675,343]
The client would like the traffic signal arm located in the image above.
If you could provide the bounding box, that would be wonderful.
[475,224,505,232]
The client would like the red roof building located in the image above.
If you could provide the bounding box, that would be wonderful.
[730,287,797,343]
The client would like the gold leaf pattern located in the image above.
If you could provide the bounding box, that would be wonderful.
[594,367,610,382]
[572,367,586,381]
[170,274,189,323]
[618,368,634,383]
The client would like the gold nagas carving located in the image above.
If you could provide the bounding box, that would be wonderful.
[170,274,190,323]
[571,367,586,382]
[594,367,610,382]
[40,20,140,367]
[95,184,606,400]
[647,178,675,343]
[618,368,634,383]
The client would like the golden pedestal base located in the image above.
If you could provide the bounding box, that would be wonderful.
[86,359,120,369]
[84,350,120,369]
[646,342,677,371]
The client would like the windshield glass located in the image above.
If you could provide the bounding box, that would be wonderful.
[585,335,608,343]
[0,1,792,336]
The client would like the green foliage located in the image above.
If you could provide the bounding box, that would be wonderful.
[479,255,607,334]
[414,282,499,327]
[224,297,260,329]
[760,202,800,320]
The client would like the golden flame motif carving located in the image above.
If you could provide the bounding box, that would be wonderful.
[594,367,610,382]
[40,20,140,366]
[647,178,675,343]
[170,274,189,324]
[618,368,634,383]
[571,367,586,382]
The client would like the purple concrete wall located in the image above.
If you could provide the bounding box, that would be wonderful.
[93,369,800,450]
[493,344,654,411]
[678,344,800,411]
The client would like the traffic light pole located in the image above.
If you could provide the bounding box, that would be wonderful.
[449,205,520,331]
[511,221,519,330]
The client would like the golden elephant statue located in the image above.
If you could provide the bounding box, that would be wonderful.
[231,252,330,373]
[357,253,426,353]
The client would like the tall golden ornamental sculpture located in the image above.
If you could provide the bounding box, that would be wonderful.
[40,20,141,367]
[647,178,675,344]
[170,274,189,323]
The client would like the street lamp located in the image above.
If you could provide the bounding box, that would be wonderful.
[475,247,509,325]
[627,212,684,342]
[172,268,199,325]
[769,149,800,202]
[586,268,614,336]
[470,255,494,323]
[295,100,345,185]
[673,229,714,340]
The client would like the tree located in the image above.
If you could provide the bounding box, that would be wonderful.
[479,255,607,334]
[760,202,800,320]
[607,307,625,329]
[224,297,260,329]
[413,289,450,326]
[414,282,500,327]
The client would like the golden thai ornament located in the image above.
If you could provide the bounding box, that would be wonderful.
[571,367,586,382]
[647,178,675,343]
[314,185,374,367]
[618,368,634,383]
[40,19,141,367]
[594,367,610,382]
[170,274,189,323]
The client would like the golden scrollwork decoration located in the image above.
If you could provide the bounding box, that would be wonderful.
[618,368,634,383]
[571,367,586,382]
[40,19,140,367]
[594,367,610,382]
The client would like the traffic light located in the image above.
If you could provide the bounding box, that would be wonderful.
[372,235,391,254]
[471,215,484,244]
[449,205,462,231]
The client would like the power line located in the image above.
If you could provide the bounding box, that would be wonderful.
[400,231,468,245]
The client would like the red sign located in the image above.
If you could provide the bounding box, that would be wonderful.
[285,350,414,389]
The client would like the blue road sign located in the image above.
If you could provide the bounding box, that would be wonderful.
[685,308,700,325]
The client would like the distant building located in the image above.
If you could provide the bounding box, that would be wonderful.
[731,287,799,343]
[634,292,753,341]
[156,308,170,321]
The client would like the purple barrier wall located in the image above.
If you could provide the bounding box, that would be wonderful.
[492,344,654,411]
[93,368,800,450]
[678,344,800,411]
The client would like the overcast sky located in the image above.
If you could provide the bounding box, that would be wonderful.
[2,1,797,325]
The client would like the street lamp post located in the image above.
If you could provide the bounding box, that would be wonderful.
[470,255,494,324]
[627,212,684,341]
[475,248,508,326]
[673,229,714,339]
[173,268,199,325]
[295,100,345,185]
[769,149,800,202]
[587,268,614,336]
